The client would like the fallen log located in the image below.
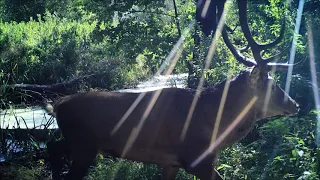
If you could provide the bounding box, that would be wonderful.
[9,74,94,95]
[0,74,95,108]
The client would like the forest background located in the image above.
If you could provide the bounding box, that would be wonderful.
[0,0,320,179]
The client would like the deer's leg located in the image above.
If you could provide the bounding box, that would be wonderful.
[191,166,223,180]
[188,166,223,180]
[47,140,69,180]
[184,156,223,180]
[213,169,223,180]
[161,165,179,180]
[64,144,98,180]
[204,169,223,180]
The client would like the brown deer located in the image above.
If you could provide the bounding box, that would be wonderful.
[46,0,299,179]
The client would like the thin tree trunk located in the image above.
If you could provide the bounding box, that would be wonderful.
[172,0,193,79]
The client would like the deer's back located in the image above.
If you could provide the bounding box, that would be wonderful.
[52,89,208,164]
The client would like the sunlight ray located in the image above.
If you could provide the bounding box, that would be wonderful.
[307,21,320,146]
[284,0,305,102]
[191,96,258,167]
[111,92,146,135]
[180,1,231,141]
[200,0,211,19]
[121,89,163,158]
[210,71,232,144]
[263,61,279,116]
[121,47,183,157]
[111,22,194,135]
[155,21,195,76]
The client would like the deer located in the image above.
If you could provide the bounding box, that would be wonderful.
[46,0,299,179]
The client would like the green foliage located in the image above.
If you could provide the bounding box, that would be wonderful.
[0,0,197,91]
[0,159,46,180]
[2,0,45,22]
[0,13,95,84]
[217,111,320,180]
[0,11,149,90]
[87,156,194,180]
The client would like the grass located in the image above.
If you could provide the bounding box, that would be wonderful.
[0,152,196,180]
[0,156,48,180]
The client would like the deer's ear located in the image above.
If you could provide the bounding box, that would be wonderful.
[250,67,265,86]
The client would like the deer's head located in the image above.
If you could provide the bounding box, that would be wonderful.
[219,0,299,118]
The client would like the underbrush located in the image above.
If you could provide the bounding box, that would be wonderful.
[0,13,151,106]
[217,110,320,180]
[0,12,150,90]
[0,158,48,180]
[87,156,194,180]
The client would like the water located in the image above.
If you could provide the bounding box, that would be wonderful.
[118,73,187,93]
[0,155,5,162]
[0,139,47,162]
[0,107,57,129]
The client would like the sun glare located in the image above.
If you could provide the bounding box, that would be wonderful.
[121,38,184,157]
[191,96,258,167]
[111,21,194,136]
[307,21,320,146]
[284,0,305,102]
[180,0,231,141]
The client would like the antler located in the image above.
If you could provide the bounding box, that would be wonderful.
[220,0,287,68]
[221,29,256,66]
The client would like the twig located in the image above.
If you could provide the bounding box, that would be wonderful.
[172,0,181,37]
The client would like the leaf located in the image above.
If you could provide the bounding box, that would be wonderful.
[31,141,39,149]
[290,157,297,161]
[298,139,305,145]
[274,156,282,161]
[217,164,231,170]
[297,150,304,157]
[292,149,297,157]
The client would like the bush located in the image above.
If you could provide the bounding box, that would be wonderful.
[0,12,148,90]
[217,110,320,180]
[87,156,194,180]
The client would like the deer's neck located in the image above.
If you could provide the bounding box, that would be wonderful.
[196,74,258,149]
